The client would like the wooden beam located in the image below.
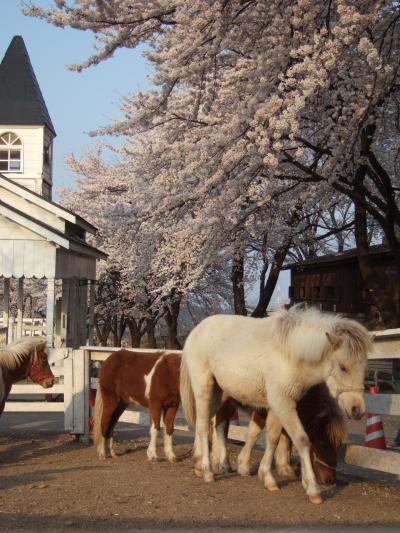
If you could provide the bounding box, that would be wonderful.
[88,280,95,345]
[46,278,55,348]
[17,278,23,340]
[2,278,10,340]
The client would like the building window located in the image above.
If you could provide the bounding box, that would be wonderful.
[43,143,52,166]
[0,132,22,172]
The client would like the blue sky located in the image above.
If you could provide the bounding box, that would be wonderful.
[1,0,152,193]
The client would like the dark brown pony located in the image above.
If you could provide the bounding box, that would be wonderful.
[213,383,346,485]
[0,336,54,416]
[93,350,181,462]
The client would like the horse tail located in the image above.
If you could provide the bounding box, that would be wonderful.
[93,383,104,448]
[180,356,196,428]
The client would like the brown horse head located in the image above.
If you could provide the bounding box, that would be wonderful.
[299,384,347,485]
[26,341,54,388]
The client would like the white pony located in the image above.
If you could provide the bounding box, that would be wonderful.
[180,306,372,504]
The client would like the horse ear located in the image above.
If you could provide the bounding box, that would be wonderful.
[325,332,343,350]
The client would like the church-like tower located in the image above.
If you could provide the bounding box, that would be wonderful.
[0,36,56,200]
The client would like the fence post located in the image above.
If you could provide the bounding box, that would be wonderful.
[63,348,74,433]
[63,348,91,442]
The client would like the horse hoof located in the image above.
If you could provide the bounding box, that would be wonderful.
[276,465,295,478]
[204,472,214,483]
[265,483,280,492]
[309,494,323,505]
[168,456,177,463]
[194,468,203,478]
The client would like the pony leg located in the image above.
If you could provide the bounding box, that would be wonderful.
[211,417,231,474]
[163,405,178,462]
[148,405,162,461]
[192,433,202,477]
[258,409,282,491]
[269,395,322,504]
[106,401,127,458]
[99,392,121,459]
[194,380,221,482]
[212,401,234,474]
[237,410,265,476]
[275,430,295,478]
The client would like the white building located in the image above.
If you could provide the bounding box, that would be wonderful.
[0,36,106,348]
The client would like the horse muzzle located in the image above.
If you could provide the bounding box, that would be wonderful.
[40,377,55,389]
[345,405,364,420]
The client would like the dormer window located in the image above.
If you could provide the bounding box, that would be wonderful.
[0,132,22,172]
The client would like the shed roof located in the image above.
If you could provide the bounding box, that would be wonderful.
[285,245,392,271]
[0,173,97,235]
[0,200,107,260]
[0,36,56,135]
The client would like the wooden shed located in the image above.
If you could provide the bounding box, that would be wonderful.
[287,247,399,319]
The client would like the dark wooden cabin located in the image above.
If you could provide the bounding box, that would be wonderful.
[286,246,400,390]
[287,246,399,319]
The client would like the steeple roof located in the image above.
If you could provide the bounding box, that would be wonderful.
[0,36,56,135]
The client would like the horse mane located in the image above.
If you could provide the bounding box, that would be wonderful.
[0,336,46,371]
[275,305,372,363]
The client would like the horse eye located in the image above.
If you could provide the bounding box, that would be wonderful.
[340,364,347,373]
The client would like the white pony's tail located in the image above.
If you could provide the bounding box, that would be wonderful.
[180,356,196,428]
[93,384,104,449]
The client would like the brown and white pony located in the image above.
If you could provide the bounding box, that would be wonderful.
[0,336,54,416]
[93,350,181,462]
[212,383,346,486]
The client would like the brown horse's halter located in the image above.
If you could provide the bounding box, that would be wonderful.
[312,451,336,471]
[25,346,53,384]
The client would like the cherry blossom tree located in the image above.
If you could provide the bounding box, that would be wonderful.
[26,0,400,324]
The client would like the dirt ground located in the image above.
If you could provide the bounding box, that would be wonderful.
[1,415,400,531]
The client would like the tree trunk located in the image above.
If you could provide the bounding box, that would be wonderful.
[164,298,182,349]
[94,315,111,346]
[146,317,157,348]
[127,317,144,347]
[231,249,247,316]
[252,243,290,317]
[111,314,126,347]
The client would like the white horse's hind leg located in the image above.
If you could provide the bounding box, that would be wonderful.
[275,431,295,478]
[270,394,322,504]
[258,410,282,491]
[193,432,203,477]
[237,416,263,476]
[193,379,221,482]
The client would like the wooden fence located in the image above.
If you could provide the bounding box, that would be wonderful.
[4,330,400,477]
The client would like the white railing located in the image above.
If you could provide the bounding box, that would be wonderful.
[4,329,400,476]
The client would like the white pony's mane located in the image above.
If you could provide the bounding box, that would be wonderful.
[274,306,371,363]
[0,336,46,371]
